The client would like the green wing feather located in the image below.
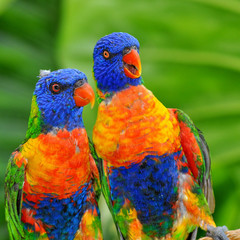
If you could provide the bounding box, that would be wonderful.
[89,139,125,240]
[5,148,25,240]
[88,138,102,199]
[171,108,215,213]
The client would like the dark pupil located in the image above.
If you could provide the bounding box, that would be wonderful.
[53,84,60,91]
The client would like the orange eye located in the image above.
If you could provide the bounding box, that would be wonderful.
[50,82,62,94]
[103,50,110,59]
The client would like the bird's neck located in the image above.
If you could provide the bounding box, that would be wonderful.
[96,88,115,103]
[96,82,143,102]
[25,96,42,139]
[25,96,84,139]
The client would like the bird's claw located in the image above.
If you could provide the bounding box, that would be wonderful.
[206,225,229,240]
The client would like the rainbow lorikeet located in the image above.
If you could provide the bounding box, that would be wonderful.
[92,32,228,240]
[5,69,103,239]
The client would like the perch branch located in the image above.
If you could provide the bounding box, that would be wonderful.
[199,229,240,240]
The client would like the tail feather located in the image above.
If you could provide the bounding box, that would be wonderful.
[187,228,198,240]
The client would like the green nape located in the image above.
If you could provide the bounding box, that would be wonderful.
[25,95,43,140]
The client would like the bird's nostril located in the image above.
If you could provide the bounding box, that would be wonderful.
[123,47,131,56]
[74,79,87,88]
[123,46,138,56]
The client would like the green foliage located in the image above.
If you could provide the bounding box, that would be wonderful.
[1,0,240,239]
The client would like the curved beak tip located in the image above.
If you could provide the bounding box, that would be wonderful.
[123,49,142,79]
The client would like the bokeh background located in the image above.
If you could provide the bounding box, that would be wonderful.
[0,0,240,239]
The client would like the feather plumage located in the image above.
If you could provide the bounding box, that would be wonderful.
[92,32,228,240]
[5,69,102,239]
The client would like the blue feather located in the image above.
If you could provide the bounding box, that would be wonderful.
[109,152,181,236]
[34,69,87,131]
[22,182,95,240]
[93,32,142,93]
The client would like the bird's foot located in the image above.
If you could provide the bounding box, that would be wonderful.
[206,225,229,240]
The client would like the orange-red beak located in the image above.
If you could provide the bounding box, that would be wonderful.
[73,83,95,108]
[122,49,142,79]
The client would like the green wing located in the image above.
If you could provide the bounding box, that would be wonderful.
[5,148,26,239]
[88,138,102,199]
[171,108,215,213]
[89,139,125,240]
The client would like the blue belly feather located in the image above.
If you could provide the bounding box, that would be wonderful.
[22,182,95,239]
[109,152,180,237]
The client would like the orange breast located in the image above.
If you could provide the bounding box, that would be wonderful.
[93,85,181,167]
[22,128,91,198]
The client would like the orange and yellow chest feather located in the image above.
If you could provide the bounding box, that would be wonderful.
[93,85,181,167]
[22,128,91,197]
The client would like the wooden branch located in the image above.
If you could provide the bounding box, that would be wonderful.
[199,229,240,240]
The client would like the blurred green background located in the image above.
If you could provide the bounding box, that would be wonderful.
[0,0,240,239]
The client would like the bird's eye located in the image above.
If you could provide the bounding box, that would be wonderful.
[49,82,62,94]
[103,50,110,59]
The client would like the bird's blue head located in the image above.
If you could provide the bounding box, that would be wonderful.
[27,69,95,136]
[93,32,142,95]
